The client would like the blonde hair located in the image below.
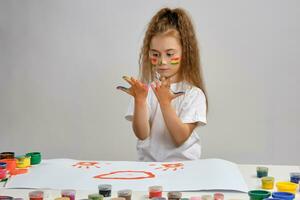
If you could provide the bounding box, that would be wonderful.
[139,7,208,107]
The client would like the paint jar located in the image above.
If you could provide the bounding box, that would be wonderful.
[149,185,163,198]
[272,192,295,200]
[88,193,103,200]
[26,152,41,165]
[0,152,15,159]
[290,172,300,184]
[261,176,274,189]
[0,169,7,179]
[98,184,112,197]
[256,167,268,178]
[16,155,31,168]
[29,190,44,200]
[0,162,7,169]
[214,192,224,200]
[0,196,14,200]
[0,159,17,173]
[117,189,132,200]
[61,189,76,200]
[248,190,271,200]
[190,197,202,200]
[111,198,126,200]
[276,181,298,194]
[167,191,182,200]
[202,195,213,200]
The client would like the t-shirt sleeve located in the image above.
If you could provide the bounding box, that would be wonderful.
[179,88,207,126]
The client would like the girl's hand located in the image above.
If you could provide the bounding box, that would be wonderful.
[151,76,184,105]
[116,76,149,101]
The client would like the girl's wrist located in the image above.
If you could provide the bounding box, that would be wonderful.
[159,100,171,107]
[134,97,147,104]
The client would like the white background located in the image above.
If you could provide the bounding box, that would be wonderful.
[0,0,299,165]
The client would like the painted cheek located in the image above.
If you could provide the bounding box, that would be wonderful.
[151,58,158,65]
[170,57,181,66]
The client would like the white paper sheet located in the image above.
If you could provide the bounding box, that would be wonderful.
[6,158,248,192]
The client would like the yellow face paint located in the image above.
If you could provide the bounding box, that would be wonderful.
[170,57,180,65]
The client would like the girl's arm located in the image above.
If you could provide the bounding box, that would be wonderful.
[160,102,197,147]
[117,76,150,140]
[150,79,197,147]
[132,99,150,140]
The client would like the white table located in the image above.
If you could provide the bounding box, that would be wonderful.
[0,164,299,200]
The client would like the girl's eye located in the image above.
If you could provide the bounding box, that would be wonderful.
[151,53,159,57]
[167,53,174,57]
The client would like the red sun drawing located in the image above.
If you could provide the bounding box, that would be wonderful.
[72,161,101,169]
[150,163,184,171]
[94,170,155,180]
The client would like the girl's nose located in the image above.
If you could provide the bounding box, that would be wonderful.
[160,56,168,65]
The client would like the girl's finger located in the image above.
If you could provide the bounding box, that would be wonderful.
[150,83,158,97]
[155,80,161,88]
[116,86,133,96]
[172,91,185,99]
[122,76,134,85]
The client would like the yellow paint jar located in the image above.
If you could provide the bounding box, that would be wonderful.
[16,155,31,168]
[261,176,274,189]
[276,181,298,194]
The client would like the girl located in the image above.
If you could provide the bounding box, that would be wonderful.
[117,7,208,162]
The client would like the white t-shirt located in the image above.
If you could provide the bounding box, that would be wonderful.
[125,81,207,162]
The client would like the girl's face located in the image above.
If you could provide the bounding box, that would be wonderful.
[149,34,182,83]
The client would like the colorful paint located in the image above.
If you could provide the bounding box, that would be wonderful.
[117,189,132,200]
[248,190,271,200]
[201,195,213,200]
[26,152,41,165]
[61,189,76,200]
[276,181,298,194]
[151,57,159,65]
[0,152,15,159]
[261,176,274,189]
[149,185,163,198]
[98,184,112,197]
[256,166,268,178]
[290,172,300,184]
[88,193,104,200]
[272,192,295,200]
[16,155,31,168]
[72,161,100,169]
[29,191,44,200]
[0,169,7,179]
[167,191,182,200]
[170,57,180,65]
[155,163,184,171]
[94,170,155,180]
[214,193,224,200]
[0,162,7,169]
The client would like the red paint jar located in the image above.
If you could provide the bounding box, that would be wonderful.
[29,191,44,200]
[149,185,163,198]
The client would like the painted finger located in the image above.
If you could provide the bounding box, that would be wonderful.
[122,76,134,85]
[116,86,132,95]
[172,91,185,99]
